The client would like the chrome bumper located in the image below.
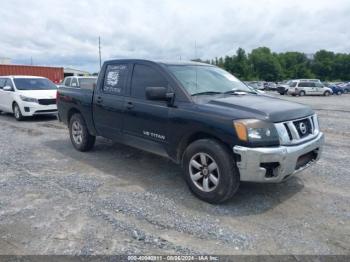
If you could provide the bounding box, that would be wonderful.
[233,132,324,183]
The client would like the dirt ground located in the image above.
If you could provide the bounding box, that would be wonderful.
[0,93,349,255]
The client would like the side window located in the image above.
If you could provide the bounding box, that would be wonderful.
[0,78,6,89]
[71,78,79,87]
[64,77,71,86]
[298,82,310,87]
[131,64,168,99]
[5,79,14,88]
[103,64,129,95]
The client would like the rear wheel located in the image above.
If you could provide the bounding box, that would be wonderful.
[69,113,96,152]
[13,103,24,121]
[324,91,331,96]
[337,91,342,95]
[182,139,240,204]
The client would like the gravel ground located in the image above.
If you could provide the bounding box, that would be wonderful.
[0,93,349,255]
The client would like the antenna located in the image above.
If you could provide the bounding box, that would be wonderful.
[98,36,102,69]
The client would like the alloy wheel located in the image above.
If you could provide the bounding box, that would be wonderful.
[189,152,220,192]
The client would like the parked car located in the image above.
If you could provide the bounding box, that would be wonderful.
[0,76,58,120]
[248,81,265,90]
[277,80,292,95]
[57,59,324,204]
[62,76,97,90]
[328,84,344,95]
[288,80,332,96]
[338,82,350,94]
[265,82,277,91]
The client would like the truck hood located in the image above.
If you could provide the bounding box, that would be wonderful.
[198,94,313,122]
[17,90,57,99]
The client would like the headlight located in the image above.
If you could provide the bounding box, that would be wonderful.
[20,95,38,103]
[233,119,279,144]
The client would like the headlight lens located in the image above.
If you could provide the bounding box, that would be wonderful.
[20,95,38,103]
[234,119,279,144]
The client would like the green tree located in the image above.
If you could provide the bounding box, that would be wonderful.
[248,47,283,81]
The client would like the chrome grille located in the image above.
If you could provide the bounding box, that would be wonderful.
[275,115,319,145]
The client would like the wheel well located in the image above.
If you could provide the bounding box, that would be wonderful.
[67,108,81,124]
[177,132,231,164]
[12,101,17,110]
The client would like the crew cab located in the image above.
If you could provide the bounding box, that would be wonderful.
[57,60,324,203]
[0,76,58,120]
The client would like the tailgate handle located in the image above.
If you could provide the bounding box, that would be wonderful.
[126,101,134,109]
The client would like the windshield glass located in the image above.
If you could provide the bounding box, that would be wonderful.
[14,78,57,90]
[168,65,251,95]
[79,78,96,90]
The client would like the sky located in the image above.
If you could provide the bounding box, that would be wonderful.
[0,0,349,72]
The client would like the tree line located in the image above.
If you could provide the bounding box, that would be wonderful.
[195,47,350,82]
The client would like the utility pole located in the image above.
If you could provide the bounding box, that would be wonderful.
[98,36,102,70]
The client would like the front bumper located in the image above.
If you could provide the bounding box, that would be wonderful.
[20,101,57,116]
[233,132,324,183]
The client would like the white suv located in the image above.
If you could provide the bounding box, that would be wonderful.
[0,76,58,120]
[288,80,333,96]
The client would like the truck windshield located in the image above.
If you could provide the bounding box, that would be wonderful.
[13,78,57,90]
[168,65,251,95]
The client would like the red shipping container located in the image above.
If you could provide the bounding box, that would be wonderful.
[0,64,64,84]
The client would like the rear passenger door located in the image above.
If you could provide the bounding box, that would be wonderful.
[122,63,170,156]
[93,62,131,140]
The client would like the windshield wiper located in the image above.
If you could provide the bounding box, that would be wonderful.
[223,90,257,95]
[191,91,222,96]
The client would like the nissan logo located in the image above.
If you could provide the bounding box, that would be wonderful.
[299,122,307,134]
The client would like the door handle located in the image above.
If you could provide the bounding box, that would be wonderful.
[126,101,134,109]
[96,96,103,104]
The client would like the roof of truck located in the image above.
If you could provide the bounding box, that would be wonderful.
[104,59,212,67]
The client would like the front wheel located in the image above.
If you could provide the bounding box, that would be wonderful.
[299,91,305,96]
[69,113,96,152]
[182,139,240,204]
[13,103,24,121]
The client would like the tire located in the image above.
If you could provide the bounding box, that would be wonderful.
[13,103,24,121]
[69,113,96,152]
[324,91,331,96]
[337,91,342,95]
[182,139,240,204]
[299,91,305,96]
[279,92,284,95]
[344,89,348,94]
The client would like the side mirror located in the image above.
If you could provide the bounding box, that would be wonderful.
[3,86,13,91]
[146,86,174,101]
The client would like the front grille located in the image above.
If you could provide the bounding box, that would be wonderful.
[38,99,56,105]
[274,115,319,145]
[293,118,313,138]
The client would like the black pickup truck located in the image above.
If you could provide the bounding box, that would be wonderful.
[57,59,324,203]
